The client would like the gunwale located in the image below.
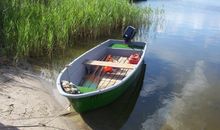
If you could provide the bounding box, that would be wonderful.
[56,39,147,99]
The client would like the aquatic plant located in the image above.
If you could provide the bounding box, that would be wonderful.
[1,0,152,58]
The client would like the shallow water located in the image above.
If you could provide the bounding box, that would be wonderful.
[121,0,220,130]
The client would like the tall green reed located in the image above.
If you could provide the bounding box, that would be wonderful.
[0,1,4,54]
[1,0,152,59]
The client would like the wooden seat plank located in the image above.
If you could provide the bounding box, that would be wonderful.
[85,60,135,69]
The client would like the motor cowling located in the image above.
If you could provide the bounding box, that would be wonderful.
[123,26,136,43]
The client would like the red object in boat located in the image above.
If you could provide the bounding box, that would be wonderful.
[103,66,113,73]
[129,53,140,64]
[103,55,113,73]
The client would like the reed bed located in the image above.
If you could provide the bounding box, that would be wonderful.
[1,0,152,58]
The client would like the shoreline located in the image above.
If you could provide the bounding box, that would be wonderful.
[0,65,89,130]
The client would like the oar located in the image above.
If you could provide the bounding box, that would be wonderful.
[89,55,113,88]
[82,56,106,87]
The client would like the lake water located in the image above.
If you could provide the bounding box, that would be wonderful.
[121,0,220,130]
[37,0,220,129]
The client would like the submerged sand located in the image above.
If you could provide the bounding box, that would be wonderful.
[0,65,90,130]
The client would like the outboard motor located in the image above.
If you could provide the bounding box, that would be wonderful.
[123,26,136,43]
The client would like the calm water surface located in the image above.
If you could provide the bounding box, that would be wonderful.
[121,0,220,130]
[37,0,220,129]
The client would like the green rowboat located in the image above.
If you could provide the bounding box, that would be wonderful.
[56,39,147,113]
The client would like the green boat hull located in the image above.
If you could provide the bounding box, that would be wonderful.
[68,63,145,113]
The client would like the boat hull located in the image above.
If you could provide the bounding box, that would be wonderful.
[68,62,145,113]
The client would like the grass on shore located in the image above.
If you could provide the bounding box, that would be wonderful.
[0,0,152,59]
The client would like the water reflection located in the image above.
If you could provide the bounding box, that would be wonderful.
[141,60,220,130]
[141,60,209,129]
[125,0,220,130]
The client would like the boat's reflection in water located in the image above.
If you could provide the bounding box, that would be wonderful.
[80,64,146,130]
